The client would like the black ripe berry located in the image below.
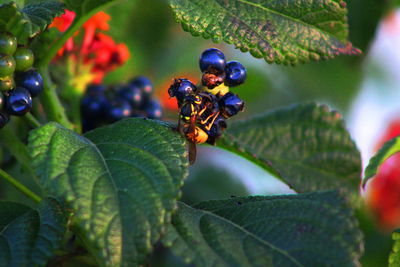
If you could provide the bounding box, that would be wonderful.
[15,69,44,97]
[199,48,226,73]
[81,93,107,120]
[0,32,17,56]
[130,76,153,99]
[86,84,106,95]
[144,99,163,119]
[81,75,163,131]
[106,98,133,122]
[6,87,32,116]
[219,92,244,118]
[118,85,143,109]
[168,79,196,106]
[225,61,247,87]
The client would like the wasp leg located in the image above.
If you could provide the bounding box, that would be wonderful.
[188,141,197,165]
[204,112,220,131]
[200,111,218,125]
[197,106,208,116]
[177,116,185,136]
[198,92,212,100]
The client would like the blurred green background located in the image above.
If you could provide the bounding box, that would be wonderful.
[1,0,398,265]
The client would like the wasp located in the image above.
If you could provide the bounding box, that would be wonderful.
[169,79,228,164]
[179,93,223,164]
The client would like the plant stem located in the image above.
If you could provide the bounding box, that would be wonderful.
[35,2,116,130]
[0,126,32,171]
[70,93,82,134]
[38,66,74,129]
[35,14,85,130]
[23,113,42,128]
[0,168,41,203]
[39,20,86,69]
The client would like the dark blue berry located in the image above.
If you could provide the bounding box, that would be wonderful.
[106,98,133,122]
[81,118,97,133]
[81,94,108,120]
[86,84,106,95]
[0,112,9,129]
[144,99,163,119]
[219,92,244,118]
[130,76,153,97]
[199,48,226,73]
[15,69,44,97]
[225,61,246,87]
[6,87,32,116]
[118,85,143,109]
[130,111,146,118]
[168,79,196,106]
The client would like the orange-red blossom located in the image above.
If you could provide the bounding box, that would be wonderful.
[49,10,130,84]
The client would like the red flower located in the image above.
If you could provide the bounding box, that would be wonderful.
[49,10,76,56]
[81,12,110,55]
[50,10,129,84]
[49,9,75,32]
[367,118,400,230]
[86,33,130,83]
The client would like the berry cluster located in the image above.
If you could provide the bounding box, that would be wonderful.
[168,48,245,146]
[200,48,246,90]
[0,32,43,128]
[81,76,163,132]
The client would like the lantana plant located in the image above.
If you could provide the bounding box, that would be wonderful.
[0,0,399,266]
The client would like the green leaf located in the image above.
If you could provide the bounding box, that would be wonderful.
[28,119,189,266]
[169,0,360,65]
[389,230,400,267]
[0,1,65,44]
[218,103,361,198]
[163,191,363,266]
[0,198,67,266]
[363,136,400,187]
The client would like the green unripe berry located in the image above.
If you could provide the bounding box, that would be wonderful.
[0,54,16,77]
[0,32,17,55]
[14,47,34,72]
[0,76,15,91]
